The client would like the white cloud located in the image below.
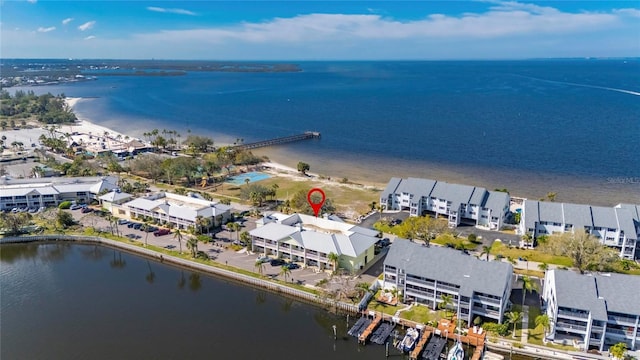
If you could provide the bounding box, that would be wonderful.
[78,21,96,31]
[62,18,74,25]
[37,26,56,33]
[613,8,640,18]
[84,35,96,40]
[146,6,196,16]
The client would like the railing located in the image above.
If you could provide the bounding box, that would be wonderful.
[0,235,360,314]
[474,294,501,304]
[555,322,587,332]
[608,315,637,324]
[558,309,589,319]
[436,283,460,293]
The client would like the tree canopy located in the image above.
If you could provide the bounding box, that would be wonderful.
[540,229,617,273]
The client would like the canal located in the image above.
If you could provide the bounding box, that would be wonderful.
[0,243,537,359]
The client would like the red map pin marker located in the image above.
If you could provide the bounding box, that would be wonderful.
[307,188,326,217]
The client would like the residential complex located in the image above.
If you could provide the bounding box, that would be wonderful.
[543,270,640,352]
[112,191,232,230]
[250,212,379,272]
[380,177,510,230]
[0,175,118,211]
[383,240,513,324]
[519,200,640,259]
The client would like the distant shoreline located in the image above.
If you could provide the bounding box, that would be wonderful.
[60,96,638,206]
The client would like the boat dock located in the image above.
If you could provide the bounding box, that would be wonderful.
[347,316,372,338]
[410,328,432,360]
[370,322,395,345]
[358,313,382,344]
[233,131,320,150]
[420,336,447,360]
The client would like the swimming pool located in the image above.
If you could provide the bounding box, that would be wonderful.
[225,172,271,185]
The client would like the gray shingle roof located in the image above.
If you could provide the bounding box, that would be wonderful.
[397,178,437,199]
[594,272,640,316]
[470,188,488,207]
[591,206,618,229]
[552,270,608,321]
[381,177,402,199]
[562,203,593,229]
[99,191,133,202]
[614,207,638,241]
[523,200,539,230]
[485,191,509,216]
[385,240,513,297]
[538,201,564,223]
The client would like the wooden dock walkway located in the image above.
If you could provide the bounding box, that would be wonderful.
[358,313,382,344]
[410,328,432,360]
[234,131,320,150]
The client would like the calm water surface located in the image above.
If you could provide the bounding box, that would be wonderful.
[1,243,538,360]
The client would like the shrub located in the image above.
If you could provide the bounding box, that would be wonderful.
[58,201,72,209]
[482,322,510,336]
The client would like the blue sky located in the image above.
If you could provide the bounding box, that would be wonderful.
[1,1,639,60]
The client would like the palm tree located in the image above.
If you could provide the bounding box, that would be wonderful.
[255,260,265,276]
[506,311,522,338]
[610,342,628,360]
[195,215,206,235]
[280,265,291,282]
[271,183,279,202]
[538,262,549,271]
[186,237,198,258]
[240,230,251,250]
[174,229,184,254]
[142,223,150,247]
[227,222,241,242]
[520,275,537,307]
[480,245,492,261]
[327,252,339,273]
[244,178,250,186]
[535,314,550,342]
[438,293,454,319]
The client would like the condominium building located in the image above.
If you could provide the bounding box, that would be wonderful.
[116,192,231,230]
[519,200,640,259]
[543,270,640,352]
[380,177,510,230]
[383,240,513,324]
[0,175,118,211]
[250,212,379,272]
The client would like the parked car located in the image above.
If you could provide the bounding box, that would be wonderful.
[127,222,136,228]
[117,219,129,225]
[132,223,142,230]
[80,207,93,213]
[376,238,391,248]
[284,262,300,270]
[256,255,270,263]
[269,259,285,266]
[153,228,171,236]
[144,226,157,232]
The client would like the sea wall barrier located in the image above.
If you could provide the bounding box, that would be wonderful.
[0,235,359,314]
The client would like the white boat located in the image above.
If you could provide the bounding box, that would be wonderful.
[447,341,465,360]
[398,328,420,352]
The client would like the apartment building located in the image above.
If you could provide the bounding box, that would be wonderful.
[0,175,118,211]
[383,240,513,324]
[380,177,510,230]
[519,200,640,259]
[250,212,379,272]
[117,191,231,230]
[543,270,640,352]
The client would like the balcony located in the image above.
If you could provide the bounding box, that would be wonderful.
[474,294,501,305]
[606,328,634,338]
[555,323,587,333]
[437,284,460,293]
[472,306,499,318]
[406,277,436,288]
[558,309,589,319]
[608,315,637,325]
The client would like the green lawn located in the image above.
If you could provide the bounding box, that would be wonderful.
[431,234,478,251]
[368,300,405,316]
[401,304,443,324]
[491,242,573,267]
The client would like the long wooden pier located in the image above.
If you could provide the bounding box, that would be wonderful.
[234,131,320,150]
[410,328,432,360]
[358,313,382,344]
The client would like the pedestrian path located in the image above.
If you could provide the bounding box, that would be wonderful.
[521,305,529,344]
